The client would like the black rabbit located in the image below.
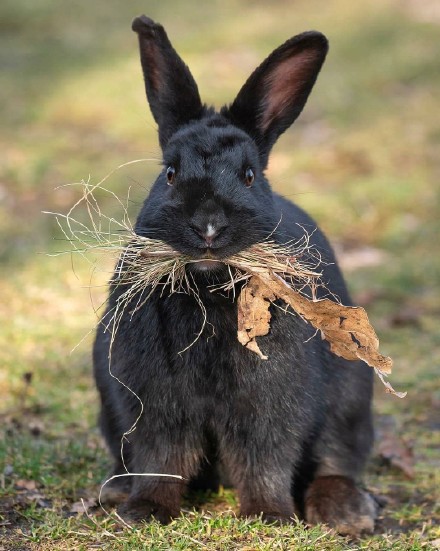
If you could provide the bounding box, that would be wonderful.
[93,16,376,535]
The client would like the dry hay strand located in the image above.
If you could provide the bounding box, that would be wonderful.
[48,177,404,409]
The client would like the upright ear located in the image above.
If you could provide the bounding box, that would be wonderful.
[132,16,204,149]
[225,32,328,166]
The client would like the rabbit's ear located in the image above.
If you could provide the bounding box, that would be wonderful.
[132,16,203,148]
[226,32,328,166]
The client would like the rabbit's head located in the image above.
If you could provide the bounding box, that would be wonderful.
[132,16,328,272]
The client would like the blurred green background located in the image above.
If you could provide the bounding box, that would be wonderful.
[1,0,439,547]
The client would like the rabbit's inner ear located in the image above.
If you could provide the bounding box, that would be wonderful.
[138,39,162,94]
[260,50,322,133]
[225,32,328,166]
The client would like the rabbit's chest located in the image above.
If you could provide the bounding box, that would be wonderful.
[156,291,307,375]
[160,292,240,357]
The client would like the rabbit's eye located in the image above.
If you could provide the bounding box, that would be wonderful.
[244,167,255,187]
[166,166,176,185]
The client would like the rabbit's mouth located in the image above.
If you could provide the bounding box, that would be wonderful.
[186,246,226,272]
[188,259,224,272]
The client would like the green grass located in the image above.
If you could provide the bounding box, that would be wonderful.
[1,0,439,548]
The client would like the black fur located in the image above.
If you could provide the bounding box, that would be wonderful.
[93,16,375,534]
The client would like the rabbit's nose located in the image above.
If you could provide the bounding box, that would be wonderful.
[191,223,225,247]
[203,224,217,247]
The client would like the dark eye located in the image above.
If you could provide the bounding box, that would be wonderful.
[244,167,255,187]
[166,166,176,185]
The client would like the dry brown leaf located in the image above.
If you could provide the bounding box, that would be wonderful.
[377,434,415,478]
[15,479,37,491]
[70,498,97,514]
[237,272,404,397]
[237,277,275,360]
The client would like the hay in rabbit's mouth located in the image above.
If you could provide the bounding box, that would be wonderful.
[100,232,323,354]
[47,178,403,398]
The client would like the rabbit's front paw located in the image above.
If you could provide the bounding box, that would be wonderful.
[117,498,177,525]
[261,512,294,525]
[99,471,132,506]
[240,496,295,525]
[305,476,377,536]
